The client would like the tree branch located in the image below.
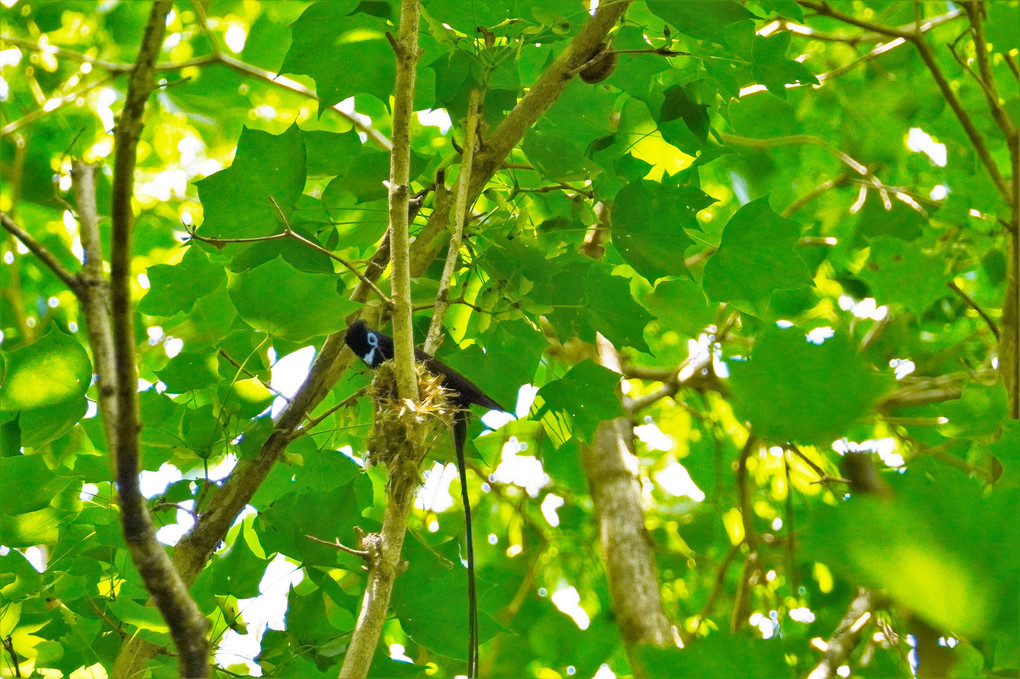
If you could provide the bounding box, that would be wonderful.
[807,588,879,679]
[339,2,422,678]
[796,1,1011,203]
[70,162,119,455]
[385,2,422,404]
[0,211,82,293]
[107,3,211,677]
[0,33,392,151]
[425,89,480,354]
[582,419,675,655]
[797,1,915,40]
[1,73,118,138]
[947,280,999,338]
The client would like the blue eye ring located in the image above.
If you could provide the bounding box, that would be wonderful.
[367,333,379,347]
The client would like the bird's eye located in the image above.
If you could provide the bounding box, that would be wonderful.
[367,333,379,347]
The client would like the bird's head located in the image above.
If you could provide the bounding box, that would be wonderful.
[345,319,385,367]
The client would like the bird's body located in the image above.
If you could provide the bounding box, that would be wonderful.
[345,319,504,412]
[345,319,506,678]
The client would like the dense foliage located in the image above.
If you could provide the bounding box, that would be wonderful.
[1,1,1018,678]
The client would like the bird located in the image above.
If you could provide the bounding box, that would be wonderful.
[345,319,507,678]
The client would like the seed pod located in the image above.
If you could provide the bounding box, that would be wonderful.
[579,42,617,84]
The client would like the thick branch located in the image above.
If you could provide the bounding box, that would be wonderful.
[0,211,82,293]
[582,419,674,660]
[108,2,211,678]
[386,0,423,404]
[339,488,415,679]
[339,2,421,678]
[470,1,631,195]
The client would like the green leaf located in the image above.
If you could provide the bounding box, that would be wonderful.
[302,129,362,178]
[155,351,219,393]
[393,534,503,658]
[542,261,654,353]
[1,414,20,457]
[181,404,223,455]
[937,383,1008,439]
[855,196,926,241]
[0,507,61,546]
[323,150,427,204]
[984,2,1020,51]
[0,454,72,515]
[439,320,547,415]
[751,33,818,99]
[227,257,361,342]
[800,469,1018,639]
[702,197,812,316]
[757,0,803,21]
[984,421,1020,487]
[657,85,710,154]
[195,124,306,239]
[201,521,266,599]
[219,378,275,419]
[728,327,887,443]
[613,180,713,281]
[139,246,227,317]
[635,632,790,678]
[522,130,597,182]
[0,327,91,411]
[647,1,756,44]
[644,277,717,339]
[281,0,395,112]
[535,360,623,443]
[858,236,945,314]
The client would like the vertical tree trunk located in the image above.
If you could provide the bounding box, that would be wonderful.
[581,418,674,672]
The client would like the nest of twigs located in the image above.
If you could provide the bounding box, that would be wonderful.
[366,360,457,497]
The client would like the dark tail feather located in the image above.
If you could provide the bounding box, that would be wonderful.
[454,414,479,678]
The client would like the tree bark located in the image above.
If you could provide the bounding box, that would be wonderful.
[581,419,674,669]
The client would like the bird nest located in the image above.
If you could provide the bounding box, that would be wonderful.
[366,360,457,497]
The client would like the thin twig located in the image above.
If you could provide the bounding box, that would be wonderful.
[782,173,850,217]
[797,1,916,39]
[797,1,1010,202]
[184,203,395,309]
[685,540,743,642]
[814,38,908,83]
[217,350,291,402]
[305,534,370,559]
[0,33,392,151]
[963,1,1017,142]
[777,9,962,44]
[426,89,481,355]
[948,280,999,338]
[269,196,396,307]
[1,74,118,137]
[0,211,82,293]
